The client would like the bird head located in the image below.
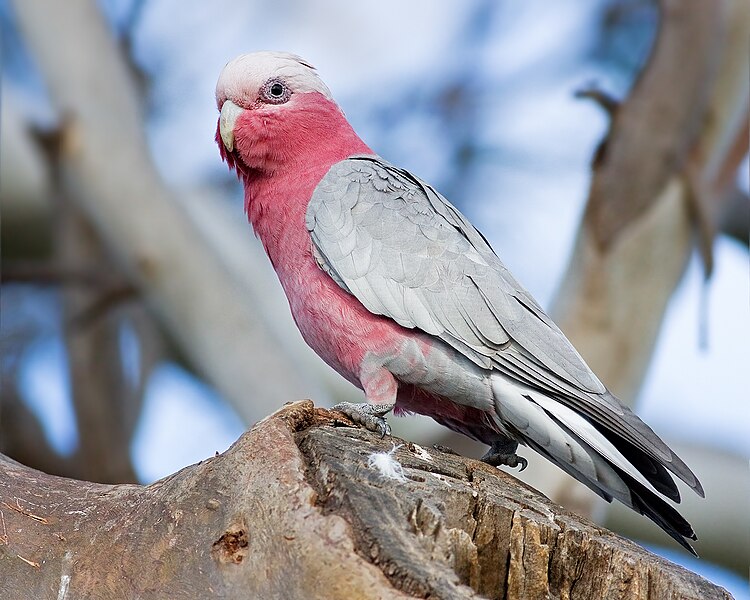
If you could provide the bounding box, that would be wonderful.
[215,51,366,179]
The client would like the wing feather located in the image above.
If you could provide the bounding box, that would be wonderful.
[306,155,702,497]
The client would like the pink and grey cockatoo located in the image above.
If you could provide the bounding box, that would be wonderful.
[215,51,703,553]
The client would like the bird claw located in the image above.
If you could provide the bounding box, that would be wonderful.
[481,439,528,471]
[332,402,394,438]
[375,418,391,438]
[482,451,528,471]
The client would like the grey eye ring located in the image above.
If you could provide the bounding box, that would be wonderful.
[261,78,292,104]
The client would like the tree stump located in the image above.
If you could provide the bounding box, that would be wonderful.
[0,401,733,599]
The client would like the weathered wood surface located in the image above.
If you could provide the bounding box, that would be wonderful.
[0,401,732,599]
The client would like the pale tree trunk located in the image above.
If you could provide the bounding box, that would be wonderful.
[58,198,147,484]
[0,402,733,600]
[10,0,324,423]
[552,0,748,399]
[540,0,749,527]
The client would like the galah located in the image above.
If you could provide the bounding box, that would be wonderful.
[215,51,703,553]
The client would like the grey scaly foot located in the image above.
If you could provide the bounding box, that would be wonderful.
[481,438,528,471]
[332,402,394,438]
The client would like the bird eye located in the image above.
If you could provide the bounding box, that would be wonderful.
[261,79,291,104]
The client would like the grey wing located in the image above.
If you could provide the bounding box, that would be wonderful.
[308,156,600,389]
[306,155,702,497]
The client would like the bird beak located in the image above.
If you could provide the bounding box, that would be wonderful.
[219,100,244,152]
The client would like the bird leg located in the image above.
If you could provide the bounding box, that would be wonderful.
[331,402,394,438]
[481,438,528,471]
[333,359,397,438]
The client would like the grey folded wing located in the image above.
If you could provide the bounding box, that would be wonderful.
[306,155,702,496]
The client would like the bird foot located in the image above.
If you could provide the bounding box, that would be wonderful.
[481,439,528,471]
[332,402,394,438]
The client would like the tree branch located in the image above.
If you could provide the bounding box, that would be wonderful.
[0,96,53,260]
[0,402,732,600]
[59,200,139,484]
[582,0,723,249]
[553,0,748,404]
[547,0,748,522]
[718,185,749,246]
[10,0,323,423]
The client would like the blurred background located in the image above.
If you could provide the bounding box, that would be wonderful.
[0,0,747,596]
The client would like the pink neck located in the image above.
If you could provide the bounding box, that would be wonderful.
[239,94,372,265]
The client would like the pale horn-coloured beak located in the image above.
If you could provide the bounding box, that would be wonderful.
[219,100,244,152]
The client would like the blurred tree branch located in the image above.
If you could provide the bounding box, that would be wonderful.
[10,0,326,422]
[58,197,141,484]
[0,95,53,259]
[0,382,74,479]
[554,0,747,418]
[718,184,749,246]
[545,0,749,542]
[0,261,114,287]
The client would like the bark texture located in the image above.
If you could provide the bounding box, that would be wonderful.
[0,401,732,600]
